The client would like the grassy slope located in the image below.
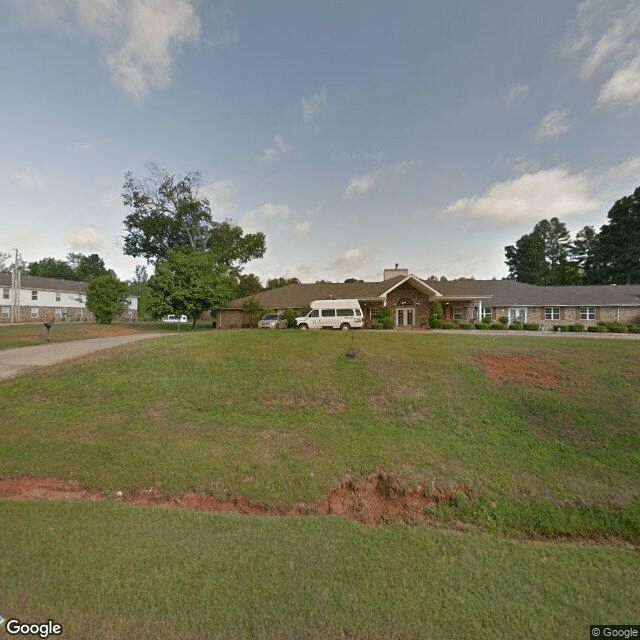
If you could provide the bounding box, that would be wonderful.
[1,331,639,638]
[0,330,638,538]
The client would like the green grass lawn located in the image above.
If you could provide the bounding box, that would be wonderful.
[0,330,638,638]
[0,320,213,349]
[0,501,637,640]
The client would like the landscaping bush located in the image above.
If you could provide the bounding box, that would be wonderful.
[553,325,571,332]
[381,318,395,330]
[509,322,523,331]
[569,323,584,332]
[474,323,487,330]
[371,322,383,330]
[629,325,640,334]
[490,323,507,330]
[431,300,443,321]
[607,322,628,333]
[429,319,444,329]
[459,323,474,330]
[588,325,608,333]
[282,308,298,328]
[442,322,457,329]
[498,316,508,325]
[523,323,540,331]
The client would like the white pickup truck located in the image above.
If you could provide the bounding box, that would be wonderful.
[161,314,188,324]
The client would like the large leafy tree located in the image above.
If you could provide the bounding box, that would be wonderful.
[122,165,265,273]
[591,186,640,284]
[505,218,579,285]
[147,249,236,330]
[235,273,263,298]
[86,274,130,324]
[27,257,77,280]
[67,253,112,281]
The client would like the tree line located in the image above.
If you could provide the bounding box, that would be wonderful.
[505,186,640,285]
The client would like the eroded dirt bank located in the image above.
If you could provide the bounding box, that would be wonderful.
[0,474,636,548]
[0,472,463,526]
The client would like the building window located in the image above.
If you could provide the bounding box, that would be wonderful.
[508,307,527,324]
[2,288,9,299]
[55,292,61,302]
[481,307,492,320]
[453,307,463,321]
[370,308,379,320]
[31,290,38,301]
[2,306,10,318]
[580,306,596,320]
[31,307,39,318]
[545,307,560,320]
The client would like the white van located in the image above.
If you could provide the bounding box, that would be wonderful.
[296,299,364,331]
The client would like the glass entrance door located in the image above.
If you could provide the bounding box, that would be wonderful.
[396,308,415,327]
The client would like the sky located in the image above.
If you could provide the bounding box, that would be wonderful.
[2,0,640,284]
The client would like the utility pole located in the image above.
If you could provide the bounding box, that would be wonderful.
[11,249,22,324]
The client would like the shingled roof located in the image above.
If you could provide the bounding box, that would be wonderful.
[0,273,86,293]
[224,275,640,310]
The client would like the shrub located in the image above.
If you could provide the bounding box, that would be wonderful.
[378,306,392,320]
[381,318,395,330]
[607,322,628,333]
[628,325,640,333]
[523,323,539,331]
[490,323,507,330]
[429,319,444,329]
[372,322,383,330]
[597,321,607,326]
[509,322,523,331]
[460,323,474,330]
[442,322,457,329]
[282,308,298,328]
[474,323,487,330]
[569,323,584,332]
[431,300,443,320]
[498,316,508,325]
[588,325,608,332]
[553,325,571,332]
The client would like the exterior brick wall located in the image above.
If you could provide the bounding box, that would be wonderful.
[0,306,137,324]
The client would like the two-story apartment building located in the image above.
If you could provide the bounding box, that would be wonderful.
[0,274,138,323]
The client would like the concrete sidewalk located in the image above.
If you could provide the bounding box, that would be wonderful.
[0,333,173,381]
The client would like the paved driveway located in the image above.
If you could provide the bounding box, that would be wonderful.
[0,333,172,381]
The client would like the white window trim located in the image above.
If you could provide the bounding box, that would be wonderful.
[31,290,38,301]
[545,307,560,320]
[31,307,39,318]
[580,306,596,321]
[508,307,527,324]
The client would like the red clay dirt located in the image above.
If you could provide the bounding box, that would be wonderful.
[0,473,462,526]
[1,474,636,548]
[473,353,562,388]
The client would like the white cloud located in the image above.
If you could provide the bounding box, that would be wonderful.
[328,249,376,276]
[290,220,310,237]
[302,88,327,121]
[203,179,238,217]
[99,190,118,208]
[67,226,105,250]
[597,52,640,106]
[504,83,529,104]
[65,142,94,155]
[565,1,640,108]
[10,168,47,191]
[344,170,383,198]
[256,135,289,163]
[443,167,600,223]
[10,0,202,101]
[242,202,291,230]
[536,109,573,139]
